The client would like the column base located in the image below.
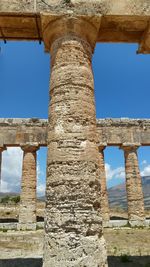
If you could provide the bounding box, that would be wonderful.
[102,220,110,228]
[129,219,146,227]
[17,223,36,231]
[43,234,108,267]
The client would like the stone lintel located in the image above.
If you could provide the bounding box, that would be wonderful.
[1,2,150,53]
[1,0,150,16]
[1,118,150,146]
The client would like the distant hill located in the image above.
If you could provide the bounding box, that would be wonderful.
[0,176,149,210]
[108,176,150,210]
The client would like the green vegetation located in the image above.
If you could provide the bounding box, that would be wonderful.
[2,229,8,233]
[64,0,71,3]
[144,264,150,267]
[0,195,20,204]
[113,246,117,255]
[0,228,8,232]
[12,196,20,204]
[36,225,43,230]
[123,222,131,228]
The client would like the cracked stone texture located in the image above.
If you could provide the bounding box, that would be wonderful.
[18,145,39,230]
[99,147,110,223]
[37,0,150,15]
[2,118,150,146]
[1,0,150,15]
[0,118,150,148]
[0,118,47,146]
[122,145,145,224]
[42,16,108,267]
[96,118,150,145]
[0,0,35,12]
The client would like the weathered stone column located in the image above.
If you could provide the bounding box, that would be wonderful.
[121,143,145,226]
[18,143,39,230]
[99,145,110,224]
[41,15,108,267]
[0,146,6,192]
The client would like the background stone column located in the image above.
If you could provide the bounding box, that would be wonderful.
[99,145,110,224]
[121,143,145,226]
[18,143,39,230]
[0,146,6,192]
[41,15,108,267]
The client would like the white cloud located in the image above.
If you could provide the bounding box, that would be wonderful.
[36,161,45,196]
[1,180,9,192]
[141,160,147,165]
[141,165,150,177]
[105,163,125,181]
[1,147,23,193]
[37,183,45,196]
[1,149,129,195]
[1,147,46,196]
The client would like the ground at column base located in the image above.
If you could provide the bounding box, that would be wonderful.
[17,223,36,231]
[129,219,146,227]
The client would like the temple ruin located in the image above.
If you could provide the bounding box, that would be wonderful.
[1,1,150,266]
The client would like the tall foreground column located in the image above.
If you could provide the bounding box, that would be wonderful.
[18,143,39,230]
[0,146,6,191]
[121,144,145,226]
[42,15,108,267]
[99,146,110,224]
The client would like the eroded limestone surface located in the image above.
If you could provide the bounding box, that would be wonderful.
[18,144,39,231]
[1,118,150,146]
[99,146,110,223]
[0,0,35,12]
[42,15,108,267]
[121,144,145,225]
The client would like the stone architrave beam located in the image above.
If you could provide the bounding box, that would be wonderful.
[18,142,39,231]
[1,118,150,146]
[41,14,108,267]
[121,143,145,226]
[1,1,150,53]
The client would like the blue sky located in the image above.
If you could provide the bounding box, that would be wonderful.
[0,41,150,194]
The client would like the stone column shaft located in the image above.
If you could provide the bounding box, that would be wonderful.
[99,146,110,224]
[18,143,39,230]
[122,144,145,226]
[0,146,7,192]
[42,15,108,267]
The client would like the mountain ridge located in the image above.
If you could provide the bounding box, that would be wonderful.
[108,176,150,210]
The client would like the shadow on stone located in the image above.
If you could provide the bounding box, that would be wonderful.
[37,216,44,222]
[0,257,150,267]
[108,256,150,267]
[110,216,127,220]
[0,218,18,223]
[0,258,43,267]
